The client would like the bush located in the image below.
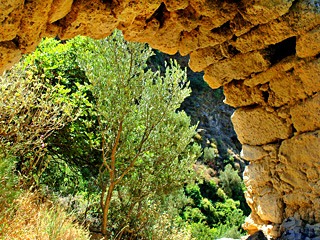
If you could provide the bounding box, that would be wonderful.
[203,147,218,164]
[0,153,90,239]
[0,191,91,240]
[0,155,20,209]
[190,222,218,240]
[0,64,78,184]
[219,164,243,199]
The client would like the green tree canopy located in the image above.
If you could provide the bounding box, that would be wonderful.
[76,31,201,237]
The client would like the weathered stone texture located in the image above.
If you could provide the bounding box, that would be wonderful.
[290,93,320,133]
[0,0,24,42]
[59,0,119,40]
[0,41,21,74]
[223,81,265,107]
[297,28,320,58]
[48,0,73,24]
[0,0,319,238]
[240,0,294,25]
[204,51,271,89]
[279,131,320,222]
[232,107,292,145]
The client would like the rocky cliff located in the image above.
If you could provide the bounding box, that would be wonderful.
[0,0,319,238]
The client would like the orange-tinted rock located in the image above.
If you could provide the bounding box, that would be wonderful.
[234,19,294,53]
[232,106,292,145]
[296,28,320,58]
[59,0,119,40]
[294,57,320,96]
[230,13,254,37]
[290,93,320,133]
[256,192,284,224]
[189,0,237,28]
[224,80,265,107]
[163,0,189,12]
[178,24,233,56]
[287,0,320,33]
[48,0,73,24]
[268,72,308,107]
[240,0,293,25]
[17,0,53,54]
[0,0,24,42]
[235,0,320,53]
[204,51,270,89]
[0,41,21,74]
[189,42,238,72]
[279,131,320,222]
[114,0,161,28]
[241,145,268,161]
[244,56,298,87]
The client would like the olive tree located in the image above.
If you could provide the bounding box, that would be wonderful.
[77,31,201,237]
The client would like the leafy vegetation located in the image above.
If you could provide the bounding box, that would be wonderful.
[0,155,91,240]
[0,30,250,239]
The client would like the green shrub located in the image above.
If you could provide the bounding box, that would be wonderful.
[190,222,218,240]
[203,147,218,164]
[198,179,218,203]
[216,188,227,201]
[185,183,203,208]
[0,155,20,208]
[219,164,243,199]
[0,63,78,184]
[183,206,207,223]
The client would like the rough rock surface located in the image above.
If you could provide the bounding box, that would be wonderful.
[0,0,319,238]
[280,217,320,240]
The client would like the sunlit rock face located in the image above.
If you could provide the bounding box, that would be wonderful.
[0,0,319,238]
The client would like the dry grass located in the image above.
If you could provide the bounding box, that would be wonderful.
[0,191,91,240]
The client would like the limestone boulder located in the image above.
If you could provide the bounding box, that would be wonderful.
[48,0,73,24]
[0,0,24,42]
[223,80,265,107]
[204,51,270,89]
[240,0,293,25]
[0,41,22,74]
[296,28,320,58]
[59,0,119,40]
[290,93,320,133]
[232,106,292,145]
[279,131,320,222]
[17,0,53,54]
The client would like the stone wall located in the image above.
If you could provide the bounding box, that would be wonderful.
[0,0,319,238]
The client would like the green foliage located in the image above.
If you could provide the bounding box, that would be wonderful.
[190,222,217,240]
[16,33,202,238]
[18,36,103,190]
[212,87,223,99]
[198,179,218,203]
[0,65,76,155]
[219,164,250,215]
[0,64,79,184]
[3,32,251,239]
[183,163,249,239]
[185,183,203,208]
[0,155,20,207]
[203,146,218,164]
[22,37,87,87]
[219,164,243,199]
[75,30,201,237]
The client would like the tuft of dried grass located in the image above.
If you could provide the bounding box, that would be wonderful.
[0,191,91,240]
